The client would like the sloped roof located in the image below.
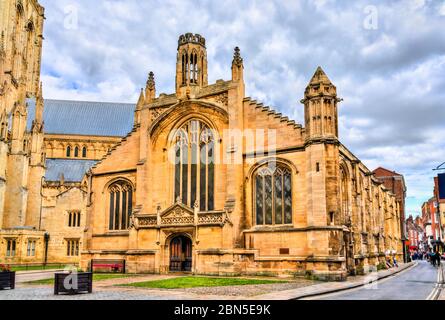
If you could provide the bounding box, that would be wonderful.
[373,167,403,177]
[27,98,135,137]
[45,159,98,182]
[309,66,332,85]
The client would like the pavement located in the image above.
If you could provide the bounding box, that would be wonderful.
[15,269,65,283]
[254,262,417,300]
[1,261,443,300]
[307,261,441,300]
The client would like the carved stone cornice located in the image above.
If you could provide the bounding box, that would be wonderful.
[134,205,227,230]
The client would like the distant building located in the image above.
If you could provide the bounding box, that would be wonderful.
[433,175,445,250]
[373,167,407,259]
[406,215,424,253]
[421,198,441,251]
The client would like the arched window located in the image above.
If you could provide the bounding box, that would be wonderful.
[254,164,292,225]
[340,166,350,223]
[13,3,24,80]
[108,180,134,231]
[0,115,7,140]
[201,56,204,84]
[66,146,71,157]
[184,53,189,84]
[190,52,198,84]
[82,146,87,158]
[74,146,79,157]
[173,119,215,211]
[182,53,186,85]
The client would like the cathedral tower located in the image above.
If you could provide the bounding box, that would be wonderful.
[302,67,343,271]
[302,67,340,141]
[175,33,208,98]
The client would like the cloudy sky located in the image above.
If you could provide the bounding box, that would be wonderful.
[39,0,445,217]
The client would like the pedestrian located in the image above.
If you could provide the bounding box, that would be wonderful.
[434,250,441,267]
[385,255,393,268]
[393,256,399,267]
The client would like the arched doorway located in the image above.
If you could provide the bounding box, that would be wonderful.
[169,235,192,272]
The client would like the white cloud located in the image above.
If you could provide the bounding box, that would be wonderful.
[361,34,397,57]
[439,2,445,16]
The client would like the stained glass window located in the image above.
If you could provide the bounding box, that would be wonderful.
[173,120,215,211]
[254,164,293,225]
[108,181,134,231]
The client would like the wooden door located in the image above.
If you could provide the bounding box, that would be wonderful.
[170,236,192,272]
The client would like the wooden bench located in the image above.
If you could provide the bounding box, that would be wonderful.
[90,259,126,274]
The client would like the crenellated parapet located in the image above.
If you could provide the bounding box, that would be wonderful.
[178,33,206,48]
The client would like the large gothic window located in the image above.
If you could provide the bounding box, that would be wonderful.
[254,164,292,225]
[173,119,215,211]
[340,166,350,223]
[108,180,134,231]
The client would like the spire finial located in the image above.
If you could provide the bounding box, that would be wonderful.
[147,71,155,90]
[145,71,156,103]
[137,88,144,108]
[37,81,43,99]
[233,47,243,67]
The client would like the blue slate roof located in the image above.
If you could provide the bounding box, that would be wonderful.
[45,159,98,182]
[27,98,135,136]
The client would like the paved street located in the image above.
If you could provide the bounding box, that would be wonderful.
[309,261,441,300]
[15,270,64,283]
[0,262,442,300]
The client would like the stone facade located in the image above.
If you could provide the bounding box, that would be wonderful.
[0,0,47,264]
[0,1,125,265]
[373,167,407,260]
[0,2,403,277]
[80,34,403,280]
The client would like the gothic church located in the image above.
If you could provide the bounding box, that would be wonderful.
[0,0,403,280]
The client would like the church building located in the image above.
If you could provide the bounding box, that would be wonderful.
[0,1,403,281]
[80,33,403,280]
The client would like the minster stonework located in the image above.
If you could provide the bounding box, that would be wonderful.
[0,1,403,280]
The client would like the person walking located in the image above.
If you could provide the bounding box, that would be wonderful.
[393,256,399,267]
[434,250,441,267]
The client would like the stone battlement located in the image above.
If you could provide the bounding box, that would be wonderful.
[178,33,206,48]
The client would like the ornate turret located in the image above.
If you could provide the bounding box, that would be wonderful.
[175,33,208,98]
[301,67,341,141]
[232,47,244,82]
[145,71,156,103]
